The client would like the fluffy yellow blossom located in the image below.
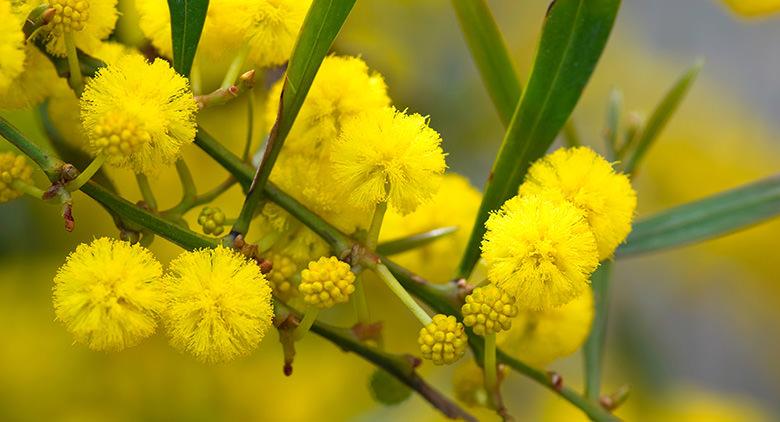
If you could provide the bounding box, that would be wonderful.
[266,252,298,300]
[164,246,274,364]
[0,152,34,203]
[0,46,65,110]
[497,291,593,368]
[481,195,599,310]
[461,285,518,336]
[520,146,637,260]
[81,55,197,173]
[42,0,118,56]
[418,314,467,365]
[722,0,780,16]
[298,256,356,308]
[231,0,312,68]
[381,173,482,282]
[332,107,447,214]
[53,238,164,351]
[0,0,25,92]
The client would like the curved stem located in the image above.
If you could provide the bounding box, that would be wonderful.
[63,31,83,95]
[135,173,157,211]
[11,180,45,199]
[353,274,371,323]
[374,263,432,326]
[293,307,319,341]
[66,154,105,191]
[220,43,250,89]
[175,158,197,205]
[484,332,497,392]
[243,93,255,162]
[367,200,387,249]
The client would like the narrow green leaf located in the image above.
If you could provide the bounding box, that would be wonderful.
[623,60,703,174]
[233,0,357,236]
[451,0,522,126]
[618,175,780,257]
[377,226,458,256]
[457,0,622,279]
[583,261,612,400]
[167,0,209,76]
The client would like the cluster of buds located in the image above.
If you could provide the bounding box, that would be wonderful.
[197,206,227,235]
[461,285,518,336]
[418,314,467,365]
[0,153,33,203]
[267,252,298,300]
[299,256,356,308]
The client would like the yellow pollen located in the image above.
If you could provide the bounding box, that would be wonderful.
[90,113,151,161]
[50,0,91,33]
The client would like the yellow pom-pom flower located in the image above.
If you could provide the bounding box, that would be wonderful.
[0,152,33,203]
[267,252,298,300]
[43,0,118,57]
[520,146,637,260]
[418,314,467,365]
[164,246,274,364]
[233,0,312,68]
[53,237,164,351]
[332,107,447,215]
[498,291,594,368]
[461,285,518,336]
[81,54,197,174]
[481,195,599,310]
[722,0,780,16]
[0,0,25,92]
[298,256,356,308]
[381,173,482,282]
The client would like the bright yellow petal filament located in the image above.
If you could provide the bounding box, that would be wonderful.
[164,246,274,364]
[481,195,599,310]
[53,237,165,351]
[80,54,198,173]
[520,146,637,260]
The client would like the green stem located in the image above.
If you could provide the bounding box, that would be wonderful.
[135,173,158,211]
[11,179,45,199]
[353,274,371,324]
[484,332,498,392]
[220,43,250,89]
[243,93,255,162]
[367,200,387,249]
[175,158,197,205]
[0,116,61,180]
[584,261,613,401]
[374,263,432,326]
[63,31,83,95]
[293,307,320,341]
[66,154,105,191]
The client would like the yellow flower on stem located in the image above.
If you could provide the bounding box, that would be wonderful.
[43,0,118,57]
[481,195,599,310]
[418,314,467,365]
[164,246,274,364]
[80,54,197,174]
[53,237,164,351]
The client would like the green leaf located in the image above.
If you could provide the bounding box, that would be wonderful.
[377,226,458,256]
[623,60,702,173]
[457,0,622,279]
[618,175,780,257]
[583,261,612,400]
[233,0,357,235]
[167,0,209,76]
[451,0,522,126]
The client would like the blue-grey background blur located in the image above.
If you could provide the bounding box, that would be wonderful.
[1,0,779,420]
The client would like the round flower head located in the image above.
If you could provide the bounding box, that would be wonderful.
[0,152,33,203]
[42,0,118,57]
[722,0,780,16]
[298,256,355,308]
[497,291,594,368]
[481,195,599,310]
[0,0,25,92]
[418,314,467,365]
[520,146,637,260]
[461,285,518,336]
[81,54,197,174]
[164,246,274,364]
[197,206,226,236]
[267,252,298,300]
[332,107,447,215]
[232,0,312,68]
[53,237,164,351]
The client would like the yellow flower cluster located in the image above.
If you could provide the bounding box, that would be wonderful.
[266,252,298,300]
[0,152,33,203]
[80,54,197,173]
[298,256,356,309]
[53,241,274,364]
[418,314,467,365]
[0,0,25,93]
[53,238,165,351]
[461,285,518,336]
[164,246,274,364]
[332,106,447,214]
[482,146,635,310]
[197,206,227,236]
[498,291,594,368]
[43,0,118,57]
